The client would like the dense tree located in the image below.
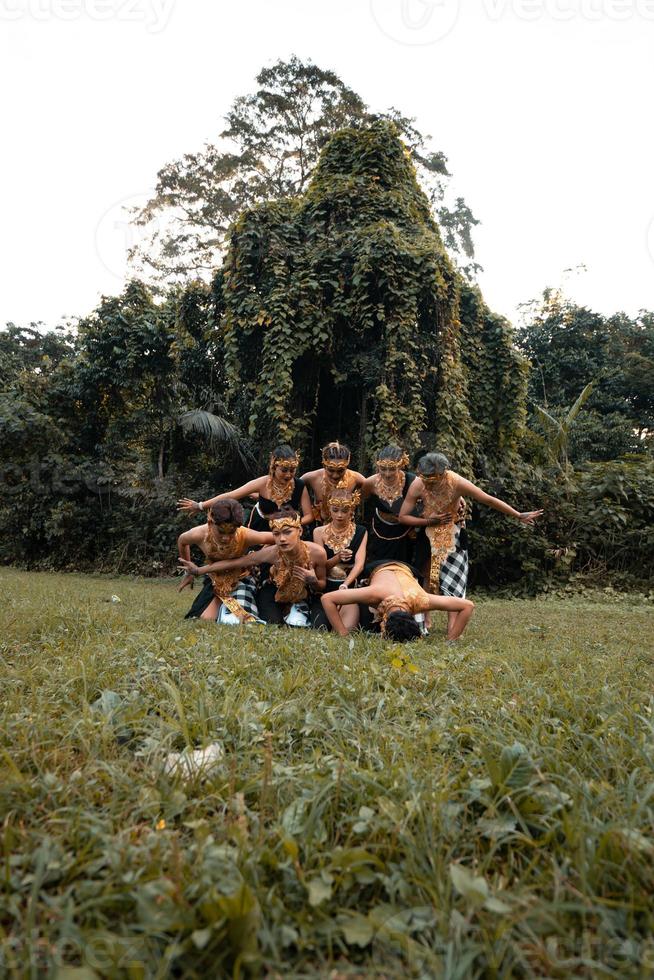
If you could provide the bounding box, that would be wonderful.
[0,284,250,570]
[516,289,654,462]
[220,120,526,471]
[130,56,480,285]
[2,102,652,588]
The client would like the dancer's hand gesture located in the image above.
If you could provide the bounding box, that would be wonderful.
[517,510,543,525]
[427,512,451,526]
[178,558,200,576]
[177,497,202,513]
[292,565,318,588]
[177,574,195,592]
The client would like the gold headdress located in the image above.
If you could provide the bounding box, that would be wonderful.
[321,441,350,468]
[376,452,409,470]
[269,512,302,532]
[269,450,301,476]
[327,489,361,509]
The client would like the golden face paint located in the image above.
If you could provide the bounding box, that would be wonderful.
[421,473,445,487]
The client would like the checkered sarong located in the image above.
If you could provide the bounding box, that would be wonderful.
[217,576,262,623]
[439,527,468,598]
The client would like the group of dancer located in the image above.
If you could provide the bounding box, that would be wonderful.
[176,443,542,643]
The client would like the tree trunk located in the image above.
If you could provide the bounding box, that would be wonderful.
[358,387,368,471]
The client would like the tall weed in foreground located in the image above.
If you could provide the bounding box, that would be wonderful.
[0,570,652,978]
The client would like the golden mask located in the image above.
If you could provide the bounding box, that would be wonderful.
[213,522,238,534]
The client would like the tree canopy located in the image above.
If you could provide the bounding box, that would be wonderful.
[220,119,526,471]
[517,289,654,462]
[130,56,480,285]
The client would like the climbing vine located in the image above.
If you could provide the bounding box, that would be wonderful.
[220,120,527,470]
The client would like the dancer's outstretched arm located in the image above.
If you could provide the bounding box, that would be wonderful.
[342,531,368,588]
[244,529,274,547]
[178,477,266,514]
[177,526,205,591]
[321,586,379,636]
[299,485,315,526]
[178,545,277,577]
[457,478,542,524]
[360,474,376,501]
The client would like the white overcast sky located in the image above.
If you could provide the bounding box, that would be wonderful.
[1,0,654,331]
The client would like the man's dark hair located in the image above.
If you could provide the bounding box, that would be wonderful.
[209,498,244,526]
[385,611,422,642]
[322,441,350,462]
[417,452,449,476]
[271,444,297,461]
[376,444,404,463]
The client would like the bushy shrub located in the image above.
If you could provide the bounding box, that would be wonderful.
[469,456,654,593]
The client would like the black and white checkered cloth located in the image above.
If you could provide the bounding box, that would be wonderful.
[229,576,261,618]
[439,528,468,598]
[185,574,262,622]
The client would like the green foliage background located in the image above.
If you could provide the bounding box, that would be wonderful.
[221,121,526,469]
[1,121,652,591]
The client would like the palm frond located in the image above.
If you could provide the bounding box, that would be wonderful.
[535,406,561,434]
[536,382,595,469]
[178,409,255,470]
[565,382,594,427]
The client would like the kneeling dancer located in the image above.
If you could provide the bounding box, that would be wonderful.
[312,488,368,631]
[321,560,474,642]
[177,499,273,623]
[183,510,327,627]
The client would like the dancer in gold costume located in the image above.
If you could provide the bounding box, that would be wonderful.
[180,509,327,626]
[312,488,368,631]
[301,442,365,524]
[321,560,474,641]
[399,453,543,591]
[360,444,416,565]
[177,444,313,531]
[177,499,273,622]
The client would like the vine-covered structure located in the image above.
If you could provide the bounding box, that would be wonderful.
[218,120,527,472]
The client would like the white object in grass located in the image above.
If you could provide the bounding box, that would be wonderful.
[163,743,225,779]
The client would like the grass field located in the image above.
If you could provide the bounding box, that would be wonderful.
[0,569,653,979]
